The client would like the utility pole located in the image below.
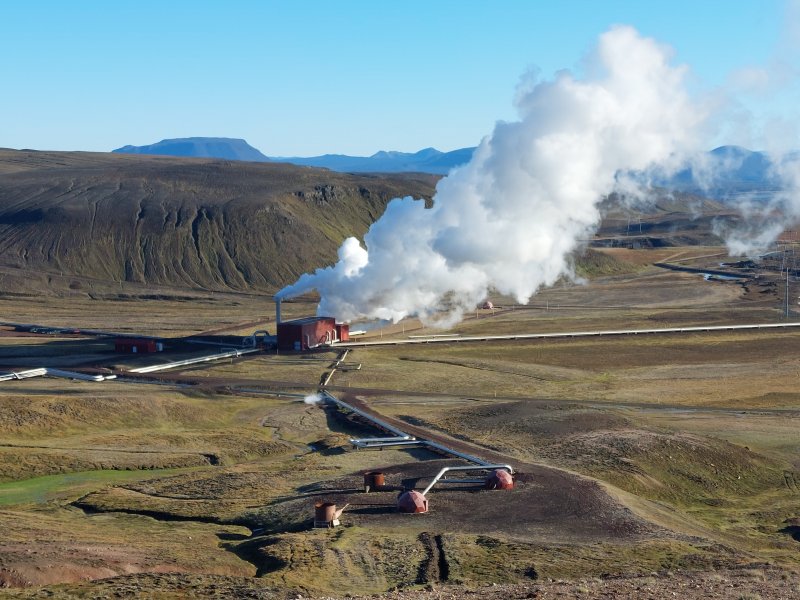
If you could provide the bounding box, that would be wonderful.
[786,264,791,320]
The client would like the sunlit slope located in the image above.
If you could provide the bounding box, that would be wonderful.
[0,150,437,291]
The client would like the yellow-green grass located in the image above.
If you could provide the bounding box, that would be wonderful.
[0,381,306,482]
[341,328,800,409]
[0,467,200,506]
[189,352,336,385]
[0,248,797,593]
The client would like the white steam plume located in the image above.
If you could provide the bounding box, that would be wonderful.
[705,0,800,255]
[709,152,800,256]
[277,26,703,325]
[303,393,323,405]
[690,146,800,257]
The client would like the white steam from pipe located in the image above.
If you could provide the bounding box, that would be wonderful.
[303,393,323,405]
[277,26,704,325]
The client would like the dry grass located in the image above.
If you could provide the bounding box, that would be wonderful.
[0,246,797,594]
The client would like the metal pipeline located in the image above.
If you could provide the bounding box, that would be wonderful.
[128,348,259,374]
[350,439,423,449]
[320,391,414,440]
[0,367,113,383]
[421,439,494,466]
[0,368,47,382]
[321,349,349,386]
[421,464,514,496]
[321,392,515,486]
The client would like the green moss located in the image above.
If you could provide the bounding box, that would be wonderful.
[0,468,195,506]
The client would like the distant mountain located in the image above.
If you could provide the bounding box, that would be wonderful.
[113,137,270,162]
[274,146,476,175]
[664,145,781,199]
[111,139,788,193]
[113,137,475,175]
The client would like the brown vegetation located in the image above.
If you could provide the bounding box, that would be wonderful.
[0,157,797,597]
[0,149,437,292]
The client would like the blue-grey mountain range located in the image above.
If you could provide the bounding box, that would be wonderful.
[113,138,473,175]
[113,138,785,198]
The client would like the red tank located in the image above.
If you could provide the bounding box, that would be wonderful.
[485,469,514,490]
[397,490,428,513]
[363,471,385,492]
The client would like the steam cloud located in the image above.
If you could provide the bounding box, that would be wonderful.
[303,393,323,405]
[277,26,704,325]
[712,153,800,256]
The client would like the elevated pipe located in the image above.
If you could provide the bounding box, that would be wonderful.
[351,439,423,449]
[0,367,114,383]
[0,368,47,382]
[320,391,414,440]
[331,322,800,348]
[128,348,259,374]
[422,439,493,466]
[321,349,350,386]
[421,464,514,496]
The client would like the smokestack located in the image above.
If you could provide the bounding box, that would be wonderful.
[276,298,282,324]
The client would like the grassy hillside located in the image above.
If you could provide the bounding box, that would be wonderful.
[0,150,437,292]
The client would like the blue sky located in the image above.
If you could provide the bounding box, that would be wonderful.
[0,1,794,156]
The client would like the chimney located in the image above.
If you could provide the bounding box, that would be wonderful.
[275,299,282,324]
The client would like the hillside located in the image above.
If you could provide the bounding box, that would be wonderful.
[0,149,437,292]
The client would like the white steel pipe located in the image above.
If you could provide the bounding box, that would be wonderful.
[321,391,414,440]
[128,348,259,374]
[422,464,514,496]
[0,367,112,383]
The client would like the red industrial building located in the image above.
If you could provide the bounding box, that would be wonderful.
[114,338,162,353]
[277,317,349,351]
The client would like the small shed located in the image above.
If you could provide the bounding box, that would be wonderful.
[277,317,339,351]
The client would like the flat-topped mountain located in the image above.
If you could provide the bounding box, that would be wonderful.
[113,137,270,162]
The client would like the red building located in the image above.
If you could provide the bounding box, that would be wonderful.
[114,338,160,353]
[277,317,348,351]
